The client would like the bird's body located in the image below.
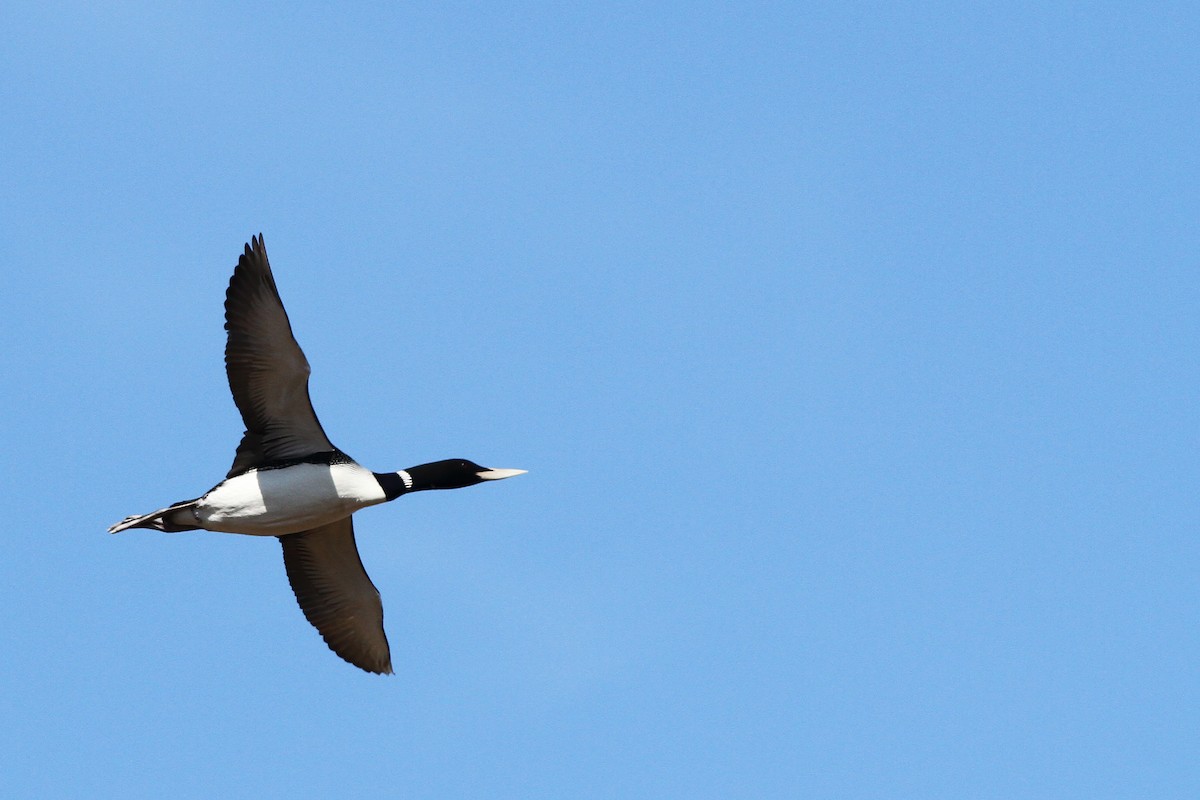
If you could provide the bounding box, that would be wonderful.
[197,454,387,535]
[109,236,523,674]
[117,452,390,537]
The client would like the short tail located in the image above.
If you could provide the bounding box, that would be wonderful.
[108,498,202,534]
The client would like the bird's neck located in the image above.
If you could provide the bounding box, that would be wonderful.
[373,464,444,500]
[373,470,414,501]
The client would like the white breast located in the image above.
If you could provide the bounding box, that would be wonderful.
[195,462,386,536]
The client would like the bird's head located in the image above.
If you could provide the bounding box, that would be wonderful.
[405,459,527,490]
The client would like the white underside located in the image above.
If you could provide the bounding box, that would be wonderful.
[194,462,387,536]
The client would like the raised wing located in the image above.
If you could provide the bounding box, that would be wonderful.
[224,235,334,476]
[279,517,392,674]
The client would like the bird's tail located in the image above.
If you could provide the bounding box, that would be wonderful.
[108,498,202,534]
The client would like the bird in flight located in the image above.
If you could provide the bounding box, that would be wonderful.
[109,235,524,674]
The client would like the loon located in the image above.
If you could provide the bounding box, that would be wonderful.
[109,235,524,674]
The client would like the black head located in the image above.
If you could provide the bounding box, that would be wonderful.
[404,459,527,491]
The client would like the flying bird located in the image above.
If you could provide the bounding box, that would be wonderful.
[109,235,524,674]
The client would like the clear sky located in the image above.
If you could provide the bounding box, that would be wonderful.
[1,2,1196,797]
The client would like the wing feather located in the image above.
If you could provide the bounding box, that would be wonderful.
[224,235,334,476]
[279,518,392,675]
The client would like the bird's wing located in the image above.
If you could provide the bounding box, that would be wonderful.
[224,234,335,477]
[279,517,392,674]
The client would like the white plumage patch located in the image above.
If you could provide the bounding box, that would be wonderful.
[195,462,387,536]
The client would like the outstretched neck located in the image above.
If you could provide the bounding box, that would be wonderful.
[374,459,509,498]
[373,470,415,501]
[373,462,455,499]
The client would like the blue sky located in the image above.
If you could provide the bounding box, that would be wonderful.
[1,2,1197,797]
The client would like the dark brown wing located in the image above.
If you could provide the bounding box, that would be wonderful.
[279,517,392,674]
[225,235,334,477]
